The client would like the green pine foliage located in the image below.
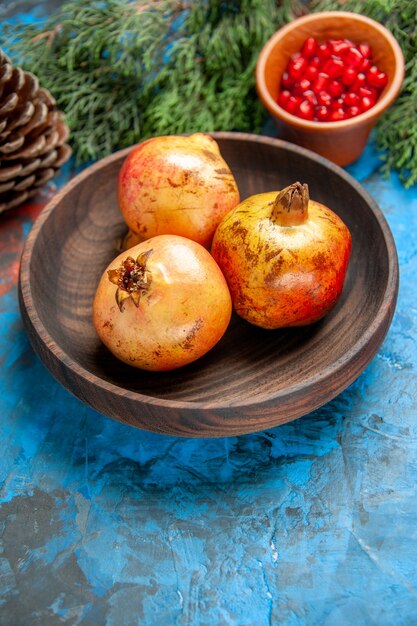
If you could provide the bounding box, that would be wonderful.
[4,0,305,163]
[5,1,175,162]
[4,0,417,186]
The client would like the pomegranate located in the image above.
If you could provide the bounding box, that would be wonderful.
[118,133,240,249]
[118,228,145,252]
[211,183,351,329]
[93,235,232,371]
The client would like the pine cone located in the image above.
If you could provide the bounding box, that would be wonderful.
[0,49,72,214]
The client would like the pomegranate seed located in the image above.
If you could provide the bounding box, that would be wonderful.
[294,78,311,95]
[288,56,307,80]
[305,65,319,81]
[301,37,317,58]
[297,99,314,120]
[344,91,360,107]
[317,43,332,61]
[346,46,363,67]
[277,89,291,108]
[360,58,371,72]
[367,66,388,89]
[323,57,344,78]
[329,39,351,57]
[277,36,384,124]
[358,85,377,100]
[330,97,345,111]
[286,95,302,114]
[353,72,367,89]
[361,96,375,112]
[303,90,318,106]
[315,105,330,121]
[281,71,293,89]
[346,105,361,118]
[330,108,346,121]
[312,72,329,93]
[317,90,332,107]
[328,79,344,98]
[342,67,357,86]
[359,43,371,59]
[366,65,378,80]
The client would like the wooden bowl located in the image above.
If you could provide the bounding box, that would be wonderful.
[256,11,405,166]
[18,132,398,438]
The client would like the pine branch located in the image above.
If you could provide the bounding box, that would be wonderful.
[4,0,416,187]
[3,0,305,163]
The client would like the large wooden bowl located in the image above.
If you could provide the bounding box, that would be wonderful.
[18,132,398,438]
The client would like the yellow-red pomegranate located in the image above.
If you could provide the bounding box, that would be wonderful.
[93,235,232,370]
[118,133,240,248]
[211,182,351,329]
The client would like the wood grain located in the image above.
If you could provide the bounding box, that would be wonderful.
[18,132,399,437]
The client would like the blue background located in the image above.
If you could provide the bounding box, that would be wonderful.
[1,3,417,624]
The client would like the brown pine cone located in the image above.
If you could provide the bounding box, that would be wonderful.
[0,49,72,214]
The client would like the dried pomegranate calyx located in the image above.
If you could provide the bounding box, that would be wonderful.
[107,249,153,311]
[272,182,309,226]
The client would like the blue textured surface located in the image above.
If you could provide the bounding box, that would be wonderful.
[2,9,417,626]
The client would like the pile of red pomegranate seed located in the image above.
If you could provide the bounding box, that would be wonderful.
[277,37,388,122]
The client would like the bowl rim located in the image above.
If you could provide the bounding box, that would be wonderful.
[256,10,405,130]
[19,131,399,412]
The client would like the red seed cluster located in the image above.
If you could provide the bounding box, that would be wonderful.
[277,37,388,122]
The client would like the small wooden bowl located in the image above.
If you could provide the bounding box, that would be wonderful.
[256,11,405,166]
[19,132,398,438]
